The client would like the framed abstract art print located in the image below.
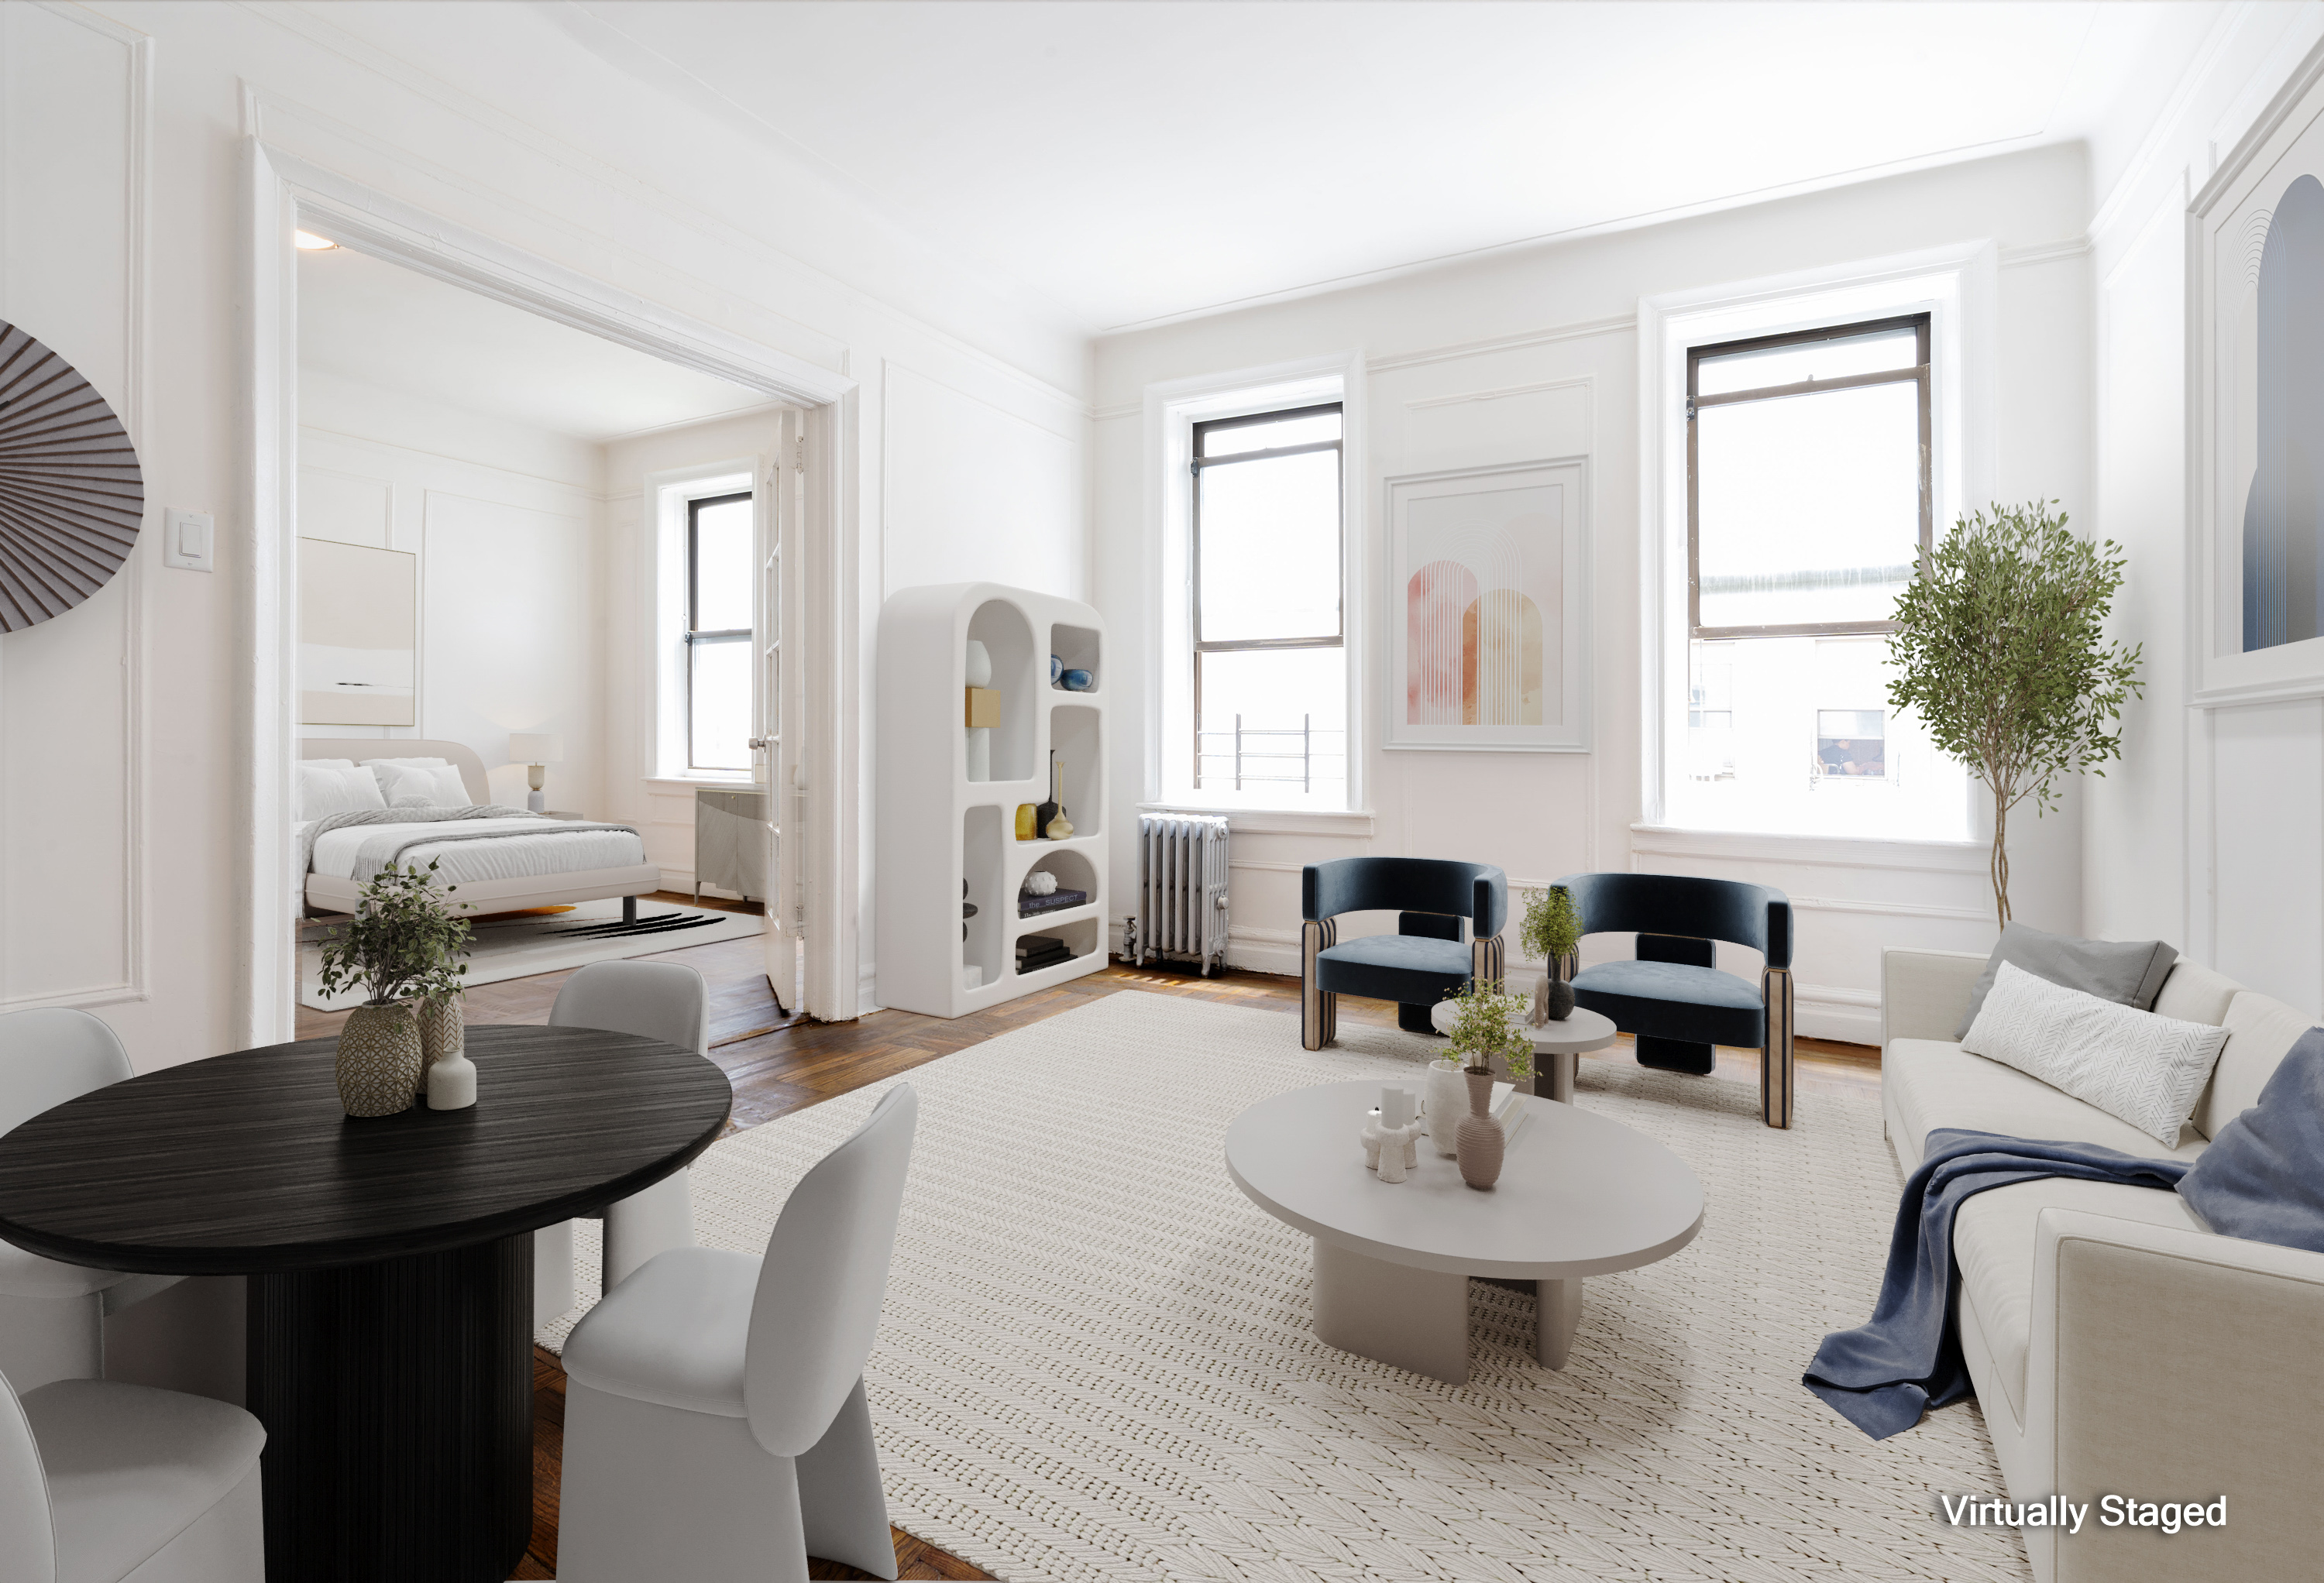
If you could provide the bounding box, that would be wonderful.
[1384,456,1589,751]
[2193,50,2324,702]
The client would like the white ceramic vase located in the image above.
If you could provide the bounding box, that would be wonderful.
[427,1050,477,1110]
[1424,1058,1466,1158]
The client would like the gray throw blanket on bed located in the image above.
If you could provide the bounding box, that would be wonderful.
[301,805,644,883]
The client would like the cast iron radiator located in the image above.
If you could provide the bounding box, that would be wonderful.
[1128,812,1230,976]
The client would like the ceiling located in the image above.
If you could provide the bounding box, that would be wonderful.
[297,243,773,441]
[543,0,2226,333]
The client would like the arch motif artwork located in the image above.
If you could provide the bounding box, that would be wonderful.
[1387,458,1586,751]
[0,321,143,633]
[2240,173,2324,653]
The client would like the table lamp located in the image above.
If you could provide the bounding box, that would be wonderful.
[508,733,562,812]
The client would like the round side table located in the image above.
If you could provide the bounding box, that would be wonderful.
[1432,999,1618,1103]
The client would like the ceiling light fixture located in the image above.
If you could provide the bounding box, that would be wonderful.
[294,230,339,251]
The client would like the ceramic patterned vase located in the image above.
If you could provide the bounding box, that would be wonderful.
[1456,1066,1506,1190]
[415,994,465,1101]
[1424,1058,1467,1158]
[336,1001,421,1118]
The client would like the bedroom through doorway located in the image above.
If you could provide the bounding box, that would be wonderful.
[284,230,811,1022]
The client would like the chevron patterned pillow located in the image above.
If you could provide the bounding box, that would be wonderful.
[1962,960,2230,1147]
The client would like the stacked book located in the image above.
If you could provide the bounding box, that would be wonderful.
[1018,887,1088,918]
[1016,934,1074,974]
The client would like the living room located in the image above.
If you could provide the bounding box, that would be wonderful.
[0,4,2318,1583]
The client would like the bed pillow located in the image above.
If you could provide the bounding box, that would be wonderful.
[298,764,388,820]
[375,762,471,808]
[298,757,356,769]
[360,756,449,767]
[1962,960,2229,1147]
[1953,921,2178,1039]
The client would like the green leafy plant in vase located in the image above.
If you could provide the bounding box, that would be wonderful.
[316,860,472,1117]
[1519,884,1583,1022]
[1439,977,1534,1190]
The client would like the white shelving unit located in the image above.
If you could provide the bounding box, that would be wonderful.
[875,582,1108,1018]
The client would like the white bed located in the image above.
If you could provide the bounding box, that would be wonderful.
[298,738,662,921]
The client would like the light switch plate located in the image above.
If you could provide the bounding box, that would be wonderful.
[163,509,214,572]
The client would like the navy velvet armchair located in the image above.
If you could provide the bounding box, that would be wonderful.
[1551,871,1797,1128]
[1299,858,1508,1049]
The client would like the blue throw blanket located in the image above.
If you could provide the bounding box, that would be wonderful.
[1803,1130,2191,1439]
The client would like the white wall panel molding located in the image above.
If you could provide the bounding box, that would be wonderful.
[1996,237,2092,270]
[1401,375,1594,411]
[0,5,150,1015]
[1366,314,1636,376]
[2088,1,2261,241]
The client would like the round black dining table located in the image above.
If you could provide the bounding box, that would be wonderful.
[0,1023,732,1583]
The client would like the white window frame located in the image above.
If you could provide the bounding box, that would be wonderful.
[645,459,758,786]
[1142,351,1368,818]
[1638,242,1997,841]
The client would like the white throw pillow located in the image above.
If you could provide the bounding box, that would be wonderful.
[1961,960,2229,1146]
[375,762,472,808]
[298,757,356,769]
[298,764,388,820]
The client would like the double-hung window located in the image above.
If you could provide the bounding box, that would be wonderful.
[1689,314,1930,638]
[1190,403,1346,804]
[684,490,753,773]
[1673,312,1962,835]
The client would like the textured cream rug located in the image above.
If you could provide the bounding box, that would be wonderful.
[540,990,2029,1583]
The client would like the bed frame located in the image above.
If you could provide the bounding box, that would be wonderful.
[299,739,663,922]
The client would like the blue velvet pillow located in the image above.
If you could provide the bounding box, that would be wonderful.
[2177,1027,2324,1255]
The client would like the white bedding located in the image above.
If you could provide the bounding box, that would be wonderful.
[302,820,648,884]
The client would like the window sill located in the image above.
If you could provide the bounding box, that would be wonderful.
[1140,801,1374,837]
[648,774,760,792]
[1630,822,1985,874]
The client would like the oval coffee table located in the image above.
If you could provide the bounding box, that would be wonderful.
[1226,1079,1702,1384]
[1430,1000,1618,1103]
[0,1024,731,1583]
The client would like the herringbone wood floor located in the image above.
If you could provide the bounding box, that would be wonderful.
[297,896,1879,1581]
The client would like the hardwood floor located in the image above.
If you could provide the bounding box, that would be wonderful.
[305,904,1876,1581]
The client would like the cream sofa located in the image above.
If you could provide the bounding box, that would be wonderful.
[1880,947,2324,1583]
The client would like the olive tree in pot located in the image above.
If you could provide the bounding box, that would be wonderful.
[1518,884,1583,1022]
[1886,500,2141,932]
[316,860,472,1117]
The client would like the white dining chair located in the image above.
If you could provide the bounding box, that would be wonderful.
[0,1365,266,1583]
[535,960,713,1326]
[556,1083,919,1583]
[0,1010,182,1392]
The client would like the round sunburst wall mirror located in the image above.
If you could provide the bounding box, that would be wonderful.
[0,319,143,633]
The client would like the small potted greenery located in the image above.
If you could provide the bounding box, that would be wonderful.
[1439,977,1534,1190]
[1519,884,1583,1022]
[316,861,472,1117]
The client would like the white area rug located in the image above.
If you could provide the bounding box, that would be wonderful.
[299,897,761,1009]
[540,991,2028,1583]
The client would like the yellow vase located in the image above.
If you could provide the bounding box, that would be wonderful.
[1015,804,1037,840]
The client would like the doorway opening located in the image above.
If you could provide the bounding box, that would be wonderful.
[246,147,857,1046]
